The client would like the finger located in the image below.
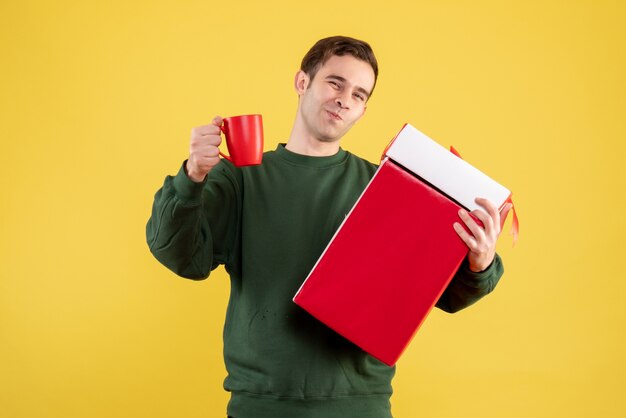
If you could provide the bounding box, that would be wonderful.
[475,197,499,218]
[203,145,220,158]
[193,124,222,136]
[475,197,500,225]
[190,134,222,148]
[499,203,513,230]
[192,154,221,171]
[458,209,486,242]
[453,222,478,251]
[471,208,494,235]
[211,115,223,126]
[192,147,219,160]
[203,135,222,146]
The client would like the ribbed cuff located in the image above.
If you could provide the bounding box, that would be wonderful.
[458,254,503,287]
[172,160,205,204]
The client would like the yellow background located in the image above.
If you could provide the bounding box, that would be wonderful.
[1,0,624,417]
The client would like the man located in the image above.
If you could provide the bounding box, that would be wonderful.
[147,36,511,418]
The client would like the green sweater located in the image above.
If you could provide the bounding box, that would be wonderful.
[146,144,503,418]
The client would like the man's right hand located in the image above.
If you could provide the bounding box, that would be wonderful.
[186,116,223,183]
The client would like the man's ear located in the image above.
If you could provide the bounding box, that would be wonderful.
[294,70,309,96]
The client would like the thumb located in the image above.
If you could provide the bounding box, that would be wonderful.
[212,115,223,127]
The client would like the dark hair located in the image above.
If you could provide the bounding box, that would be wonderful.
[300,36,379,97]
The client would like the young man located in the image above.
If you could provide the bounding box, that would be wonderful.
[147,36,511,418]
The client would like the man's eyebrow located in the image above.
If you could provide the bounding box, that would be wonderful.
[325,75,371,98]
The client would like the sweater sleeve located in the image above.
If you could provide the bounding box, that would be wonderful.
[146,160,241,280]
[435,253,504,313]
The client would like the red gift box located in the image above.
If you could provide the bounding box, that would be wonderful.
[293,124,514,366]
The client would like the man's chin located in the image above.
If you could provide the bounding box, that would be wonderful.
[317,135,342,143]
[316,127,349,143]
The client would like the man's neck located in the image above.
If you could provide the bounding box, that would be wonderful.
[286,123,341,157]
[285,139,340,157]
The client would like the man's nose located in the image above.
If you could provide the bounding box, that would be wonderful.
[335,94,349,109]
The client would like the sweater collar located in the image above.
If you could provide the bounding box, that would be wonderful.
[275,143,348,168]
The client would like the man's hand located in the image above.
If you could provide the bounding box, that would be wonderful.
[186,116,223,183]
[453,197,513,272]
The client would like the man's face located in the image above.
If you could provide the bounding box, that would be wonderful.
[296,54,375,143]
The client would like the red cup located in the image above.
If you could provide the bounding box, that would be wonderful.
[219,114,264,167]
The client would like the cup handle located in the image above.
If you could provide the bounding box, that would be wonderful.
[219,150,232,162]
[219,125,232,162]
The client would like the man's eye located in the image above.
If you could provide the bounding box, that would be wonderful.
[354,93,365,101]
[329,81,340,88]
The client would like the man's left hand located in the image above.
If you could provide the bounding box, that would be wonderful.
[453,197,513,272]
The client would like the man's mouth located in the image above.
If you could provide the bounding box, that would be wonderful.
[326,110,343,121]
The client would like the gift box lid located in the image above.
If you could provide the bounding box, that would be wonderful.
[384,124,511,212]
